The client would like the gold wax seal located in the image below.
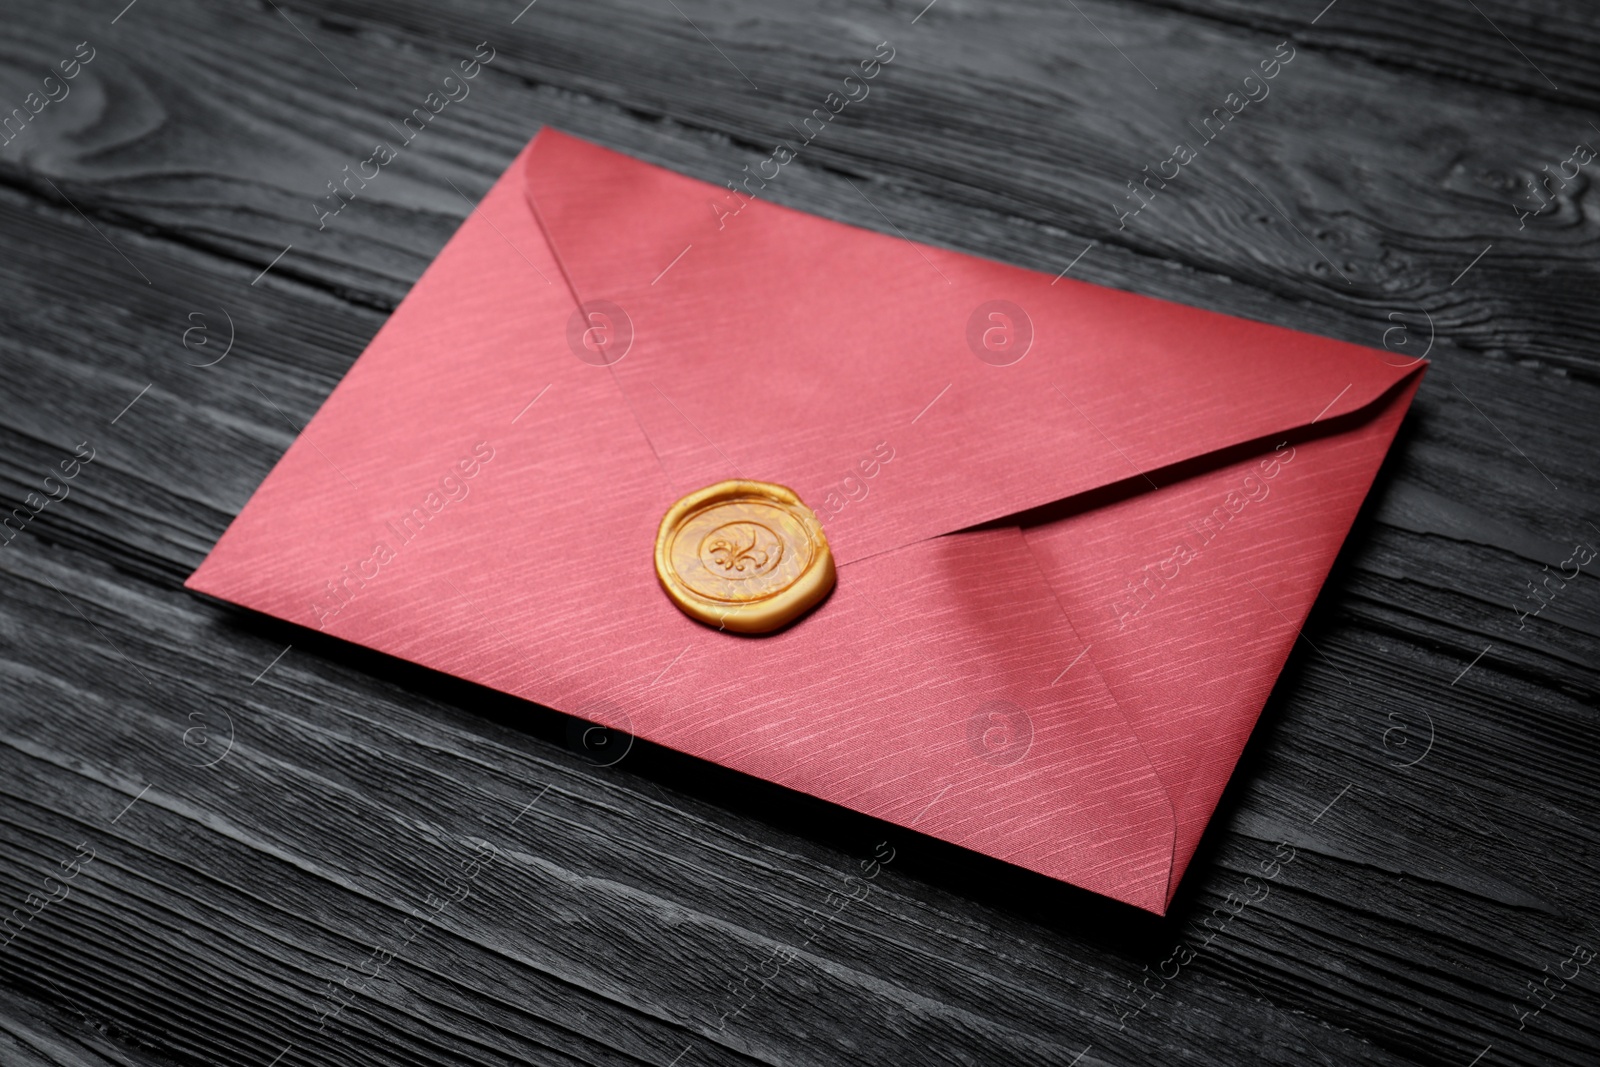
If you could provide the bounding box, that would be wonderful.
[654,480,835,634]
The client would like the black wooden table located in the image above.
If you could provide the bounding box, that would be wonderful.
[2,2,1597,1064]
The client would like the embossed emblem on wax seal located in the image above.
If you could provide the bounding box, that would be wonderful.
[655,480,835,633]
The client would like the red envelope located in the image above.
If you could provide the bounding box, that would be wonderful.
[188,129,1423,912]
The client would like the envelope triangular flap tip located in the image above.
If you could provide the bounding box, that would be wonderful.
[521,128,1416,567]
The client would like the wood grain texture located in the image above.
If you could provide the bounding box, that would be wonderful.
[0,1,1596,1065]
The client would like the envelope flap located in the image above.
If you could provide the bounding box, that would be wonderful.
[185,138,1181,909]
[523,130,1415,565]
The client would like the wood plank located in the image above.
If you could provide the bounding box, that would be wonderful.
[0,528,1436,1067]
[0,0,1596,1065]
[5,0,1598,374]
[1113,0,1598,107]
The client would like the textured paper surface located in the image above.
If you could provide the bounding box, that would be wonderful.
[188,130,1422,912]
